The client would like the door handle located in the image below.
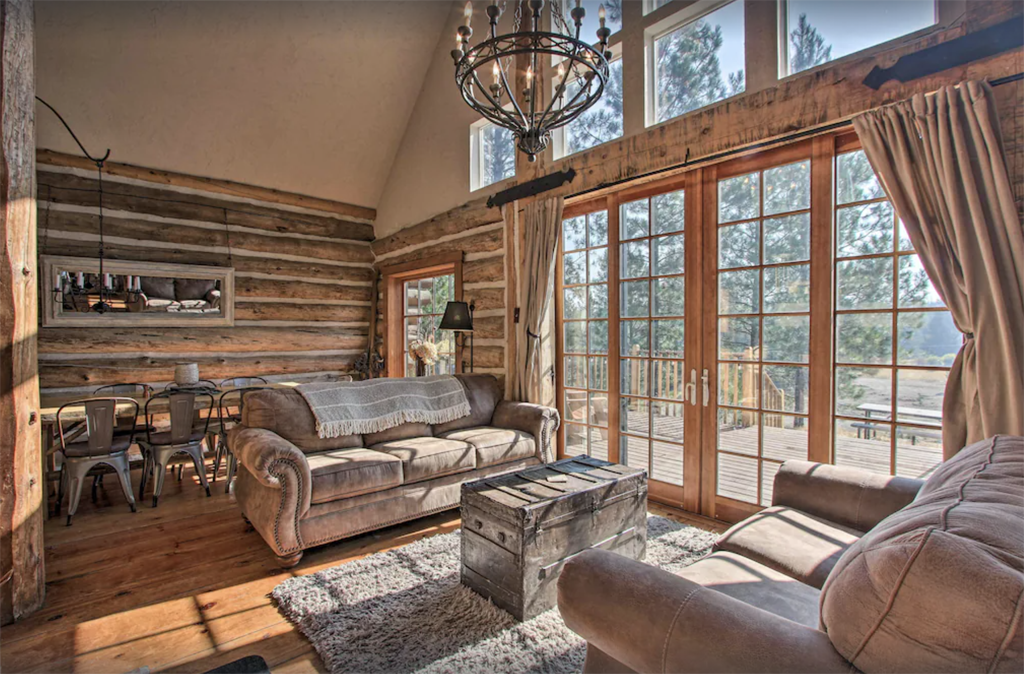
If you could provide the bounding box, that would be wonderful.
[702,369,710,407]
[685,369,697,406]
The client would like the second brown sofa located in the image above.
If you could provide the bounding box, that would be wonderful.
[228,374,559,566]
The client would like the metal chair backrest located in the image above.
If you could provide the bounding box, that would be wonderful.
[164,380,217,391]
[218,386,273,430]
[56,397,140,455]
[220,376,268,388]
[94,383,154,398]
[146,389,215,445]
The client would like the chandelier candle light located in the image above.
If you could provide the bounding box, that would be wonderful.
[452,0,612,161]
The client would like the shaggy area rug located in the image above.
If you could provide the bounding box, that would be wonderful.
[272,515,718,674]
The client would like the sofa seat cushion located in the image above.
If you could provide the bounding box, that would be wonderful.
[677,551,821,628]
[306,448,403,505]
[714,505,861,589]
[372,436,476,484]
[821,435,1024,673]
[436,427,536,467]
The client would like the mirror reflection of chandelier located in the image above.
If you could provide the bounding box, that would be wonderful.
[452,0,611,162]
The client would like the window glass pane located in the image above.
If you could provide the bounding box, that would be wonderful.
[653,233,686,275]
[719,222,759,268]
[898,255,942,308]
[621,320,650,357]
[564,356,587,388]
[553,0,623,40]
[897,311,959,367]
[652,190,685,234]
[652,360,687,400]
[589,358,609,392]
[836,313,892,365]
[563,215,587,251]
[653,441,684,485]
[835,366,891,418]
[653,276,685,316]
[895,427,942,479]
[785,1,935,75]
[718,172,760,223]
[764,213,810,263]
[717,451,758,503]
[588,284,609,318]
[719,269,759,314]
[622,240,650,278]
[644,0,674,15]
[837,150,884,204]
[588,320,609,354]
[836,258,893,310]
[589,211,609,246]
[560,59,624,157]
[622,280,651,317]
[621,199,649,239]
[479,122,515,188]
[719,362,759,408]
[761,460,782,506]
[837,202,895,257]
[655,0,745,123]
[565,391,588,425]
[620,433,650,470]
[763,160,810,215]
[719,408,758,456]
[564,287,586,319]
[896,369,946,426]
[762,414,808,462]
[564,423,588,455]
[762,315,809,363]
[762,365,809,414]
[763,264,810,313]
[898,220,914,251]
[564,251,587,285]
[589,427,609,460]
[588,247,609,283]
[622,361,650,399]
[653,402,686,440]
[565,321,587,353]
[834,419,891,475]
[719,317,759,360]
[652,319,685,358]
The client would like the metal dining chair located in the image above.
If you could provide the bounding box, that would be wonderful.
[55,397,140,526]
[163,380,217,391]
[138,389,215,507]
[219,376,268,388]
[213,386,271,493]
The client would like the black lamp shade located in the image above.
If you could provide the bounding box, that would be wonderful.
[439,301,473,331]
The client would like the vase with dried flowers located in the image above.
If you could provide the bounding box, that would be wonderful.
[409,340,439,377]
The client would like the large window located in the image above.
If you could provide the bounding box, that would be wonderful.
[553,56,624,159]
[781,1,936,76]
[647,0,745,126]
[832,149,957,479]
[470,119,515,191]
[402,274,457,377]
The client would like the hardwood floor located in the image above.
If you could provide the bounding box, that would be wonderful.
[0,460,722,674]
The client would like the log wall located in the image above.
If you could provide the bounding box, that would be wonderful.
[36,152,376,391]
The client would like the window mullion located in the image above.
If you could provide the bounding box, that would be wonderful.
[807,135,835,464]
[608,195,622,464]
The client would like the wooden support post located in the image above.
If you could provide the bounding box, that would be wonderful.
[1,0,45,624]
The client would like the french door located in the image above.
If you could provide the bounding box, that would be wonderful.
[556,134,952,522]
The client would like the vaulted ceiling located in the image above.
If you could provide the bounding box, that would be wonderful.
[34,1,452,212]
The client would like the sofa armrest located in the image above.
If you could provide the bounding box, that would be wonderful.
[229,426,312,518]
[558,549,850,674]
[492,400,560,463]
[773,460,923,532]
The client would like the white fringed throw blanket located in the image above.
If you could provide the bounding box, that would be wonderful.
[296,376,471,439]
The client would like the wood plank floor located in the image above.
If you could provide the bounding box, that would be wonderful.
[0,460,719,674]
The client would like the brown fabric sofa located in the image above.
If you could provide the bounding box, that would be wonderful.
[228,374,559,567]
[558,435,1024,673]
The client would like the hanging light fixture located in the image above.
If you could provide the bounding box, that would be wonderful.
[452,0,612,162]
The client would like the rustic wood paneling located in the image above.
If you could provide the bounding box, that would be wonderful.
[374,227,503,267]
[463,257,505,284]
[371,197,496,257]
[36,157,375,391]
[1,0,45,624]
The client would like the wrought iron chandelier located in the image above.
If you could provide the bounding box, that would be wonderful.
[452,0,612,162]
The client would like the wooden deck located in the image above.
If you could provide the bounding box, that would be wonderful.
[0,458,716,674]
[569,418,942,506]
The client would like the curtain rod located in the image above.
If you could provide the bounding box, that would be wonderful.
[564,71,1024,203]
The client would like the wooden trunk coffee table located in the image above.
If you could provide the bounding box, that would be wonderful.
[460,455,648,621]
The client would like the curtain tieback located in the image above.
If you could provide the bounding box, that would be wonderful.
[526,329,541,341]
[963,332,975,340]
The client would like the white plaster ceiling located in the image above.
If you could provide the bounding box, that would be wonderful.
[34,1,453,212]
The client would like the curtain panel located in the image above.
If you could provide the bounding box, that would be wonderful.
[853,80,1024,458]
[510,196,563,404]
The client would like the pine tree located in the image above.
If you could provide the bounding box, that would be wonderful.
[789,13,832,74]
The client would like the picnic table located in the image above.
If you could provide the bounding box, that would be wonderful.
[854,403,942,443]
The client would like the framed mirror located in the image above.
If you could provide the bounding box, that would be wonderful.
[41,256,235,327]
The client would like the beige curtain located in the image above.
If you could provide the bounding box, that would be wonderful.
[853,80,1024,459]
[510,196,564,403]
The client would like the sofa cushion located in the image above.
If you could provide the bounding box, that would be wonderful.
[821,435,1024,673]
[432,375,501,434]
[714,506,861,589]
[678,551,821,628]
[372,436,476,484]
[241,388,363,453]
[306,448,403,504]
[364,423,433,447]
[437,427,536,467]
[175,278,216,301]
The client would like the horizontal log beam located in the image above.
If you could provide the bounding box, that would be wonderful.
[375,229,503,270]
[236,277,372,303]
[38,326,368,354]
[473,315,504,340]
[463,257,505,285]
[234,302,370,322]
[463,287,505,311]
[372,197,497,257]
[37,149,376,223]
